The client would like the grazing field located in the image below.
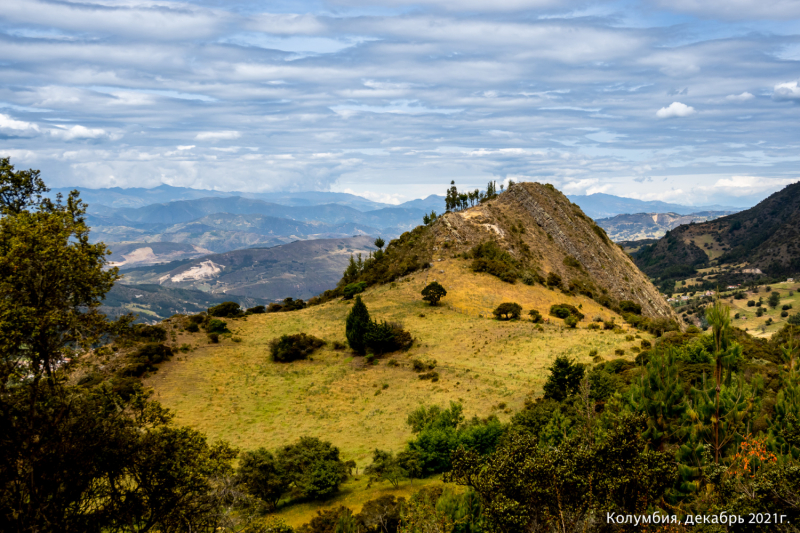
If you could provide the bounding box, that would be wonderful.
[144,263,649,524]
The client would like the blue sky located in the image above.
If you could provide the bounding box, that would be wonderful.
[1,0,799,207]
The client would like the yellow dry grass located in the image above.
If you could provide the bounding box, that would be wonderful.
[144,264,650,525]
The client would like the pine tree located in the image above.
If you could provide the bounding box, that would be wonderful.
[626,347,687,450]
[769,329,800,459]
[345,295,371,355]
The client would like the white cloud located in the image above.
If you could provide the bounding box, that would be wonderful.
[343,188,405,205]
[330,0,578,11]
[656,102,696,118]
[726,92,754,102]
[773,81,800,103]
[50,125,110,140]
[0,113,40,134]
[177,145,195,150]
[195,131,241,141]
[711,176,799,196]
[561,178,612,195]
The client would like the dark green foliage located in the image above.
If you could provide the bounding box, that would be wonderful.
[267,297,307,313]
[237,448,288,509]
[790,313,800,326]
[545,272,562,288]
[562,255,581,269]
[769,291,782,308]
[356,495,404,533]
[492,302,521,320]
[421,281,447,305]
[548,303,584,321]
[411,358,436,372]
[121,343,173,377]
[364,321,413,355]
[528,309,543,323]
[406,403,504,476]
[446,414,675,533]
[246,305,266,314]
[345,296,370,355]
[208,301,242,318]
[364,449,408,488]
[342,281,367,300]
[129,324,167,342]
[470,241,519,283]
[619,300,642,315]
[276,437,349,501]
[542,356,585,402]
[564,315,578,328]
[374,237,385,250]
[270,333,326,363]
[208,333,219,343]
[587,367,618,401]
[206,318,229,334]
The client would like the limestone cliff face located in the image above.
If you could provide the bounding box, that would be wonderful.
[431,182,676,320]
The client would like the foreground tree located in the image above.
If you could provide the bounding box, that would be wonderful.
[0,159,237,532]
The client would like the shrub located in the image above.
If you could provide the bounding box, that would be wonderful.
[589,349,598,357]
[789,313,800,326]
[493,302,522,320]
[782,311,789,318]
[208,333,219,343]
[564,315,578,328]
[587,323,600,330]
[615,348,625,356]
[236,448,288,509]
[563,256,582,269]
[529,309,544,323]
[185,322,199,333]
[206,318,229,334]
[619,300,642,315]
[783,304,793,311]
[208,301,242,318]
[412,358,437,372]
[470,241,519,283]
[640,339,652,349]
[418,371,439,381]
[747,300,756,307]
[275,437,349,500]
[365,321,413,354]
[130,324,167,342]
[121,343,174,377]
[332,341,346,350]
[421,281,447,306]
[603,320,615,330]
[343,281,367,300]
[546,272,562,288]
[246,305,266,314]
[270,333,326,362]
[549,304,584,321]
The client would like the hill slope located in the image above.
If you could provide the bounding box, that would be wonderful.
[635,181,800,281]
[120,236,378,301]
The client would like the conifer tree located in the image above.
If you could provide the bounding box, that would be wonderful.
[345,295,371,355]
[769,329,800,459]
[626,347,687,451]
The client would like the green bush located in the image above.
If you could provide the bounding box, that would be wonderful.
[246,305,266,314]
[619,300,642,315]
[342,281,367,300]
[130,324,167,342]
[470,241,519,283]
[564,315,578,328]
[546,272,562,288]
[549,304,584,321]
[563,256,582,269]
[206,318,229,334]
[529,309,544,323]
[121,343,173,377]
[208,333,219,343]
[270,333,326,362]
[543,356,584,402]
[365,321,413,354]
[493,302,522,320]
[208,301,242,318]
[185,322,199,333]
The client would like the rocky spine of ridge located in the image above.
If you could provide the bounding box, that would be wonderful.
[428,182,675,319]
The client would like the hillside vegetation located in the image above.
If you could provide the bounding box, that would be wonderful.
[636,181,800,284]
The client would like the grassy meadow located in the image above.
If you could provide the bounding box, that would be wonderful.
[145,260,651,524]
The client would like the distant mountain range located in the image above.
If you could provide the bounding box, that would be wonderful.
[566,193,741,220]
[596,211,738,241]
[119,235,377,301]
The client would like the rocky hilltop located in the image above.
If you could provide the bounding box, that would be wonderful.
[343,182,676,321]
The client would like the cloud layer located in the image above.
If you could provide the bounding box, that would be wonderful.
[0,0,799,206]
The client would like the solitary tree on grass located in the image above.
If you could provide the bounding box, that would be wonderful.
[346,295,371,355]
[421,281,447,306]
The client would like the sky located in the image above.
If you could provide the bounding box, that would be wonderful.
[1,0,799,207]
